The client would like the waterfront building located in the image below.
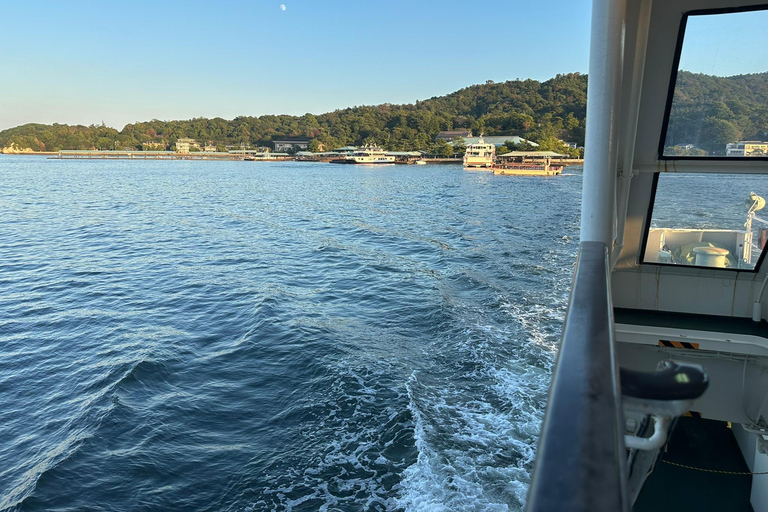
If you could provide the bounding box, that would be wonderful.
[142,141,166,151]
[435,130,472,142]
[175,138,200,153]
[725,140,768,156]
[450,135,539,147]
[272,138,311,152]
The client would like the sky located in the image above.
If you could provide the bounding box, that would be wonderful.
[678,8,768,78]
[0,0,592,132]
[2,1,767,133]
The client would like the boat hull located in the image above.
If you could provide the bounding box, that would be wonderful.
[492,165,563,176]
[346,159,395,164]
[463,159,494,168]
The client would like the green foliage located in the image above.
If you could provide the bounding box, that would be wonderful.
[498,139,538,154]
[535,136,575,155]
[663,145,709,157]
[0,74,595,153]
[431,139,454,158]
[665,71,768,154]
[451,137,467,154]
[6,71,765,157]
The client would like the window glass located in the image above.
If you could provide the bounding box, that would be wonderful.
[661,9,768,158]
[643,173,768,270]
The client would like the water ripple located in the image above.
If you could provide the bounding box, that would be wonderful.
[0,157,583,511]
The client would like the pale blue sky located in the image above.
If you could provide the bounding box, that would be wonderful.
[0,0,592,131]
[679,9,768,78]
[2,1,766,132]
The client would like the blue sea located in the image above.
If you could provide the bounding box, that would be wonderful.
[0,157,582,511]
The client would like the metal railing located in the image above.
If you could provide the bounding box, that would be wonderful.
[526,241,629,512]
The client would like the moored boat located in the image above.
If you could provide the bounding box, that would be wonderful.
[463,136,495,169]
[343,145,395,164]
[493,151,564,176]
[493,160,563,176]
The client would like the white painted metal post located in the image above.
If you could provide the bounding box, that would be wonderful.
[581,0,627,245]
[613,0,653,268]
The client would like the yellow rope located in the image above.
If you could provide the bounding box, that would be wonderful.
[661,459,768,475]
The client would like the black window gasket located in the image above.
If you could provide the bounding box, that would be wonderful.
[657,4,768,162]
[639,172,768,272]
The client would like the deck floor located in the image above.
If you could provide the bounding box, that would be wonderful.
[635,417,753,511]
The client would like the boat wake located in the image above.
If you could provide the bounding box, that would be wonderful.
[397,296,564,511]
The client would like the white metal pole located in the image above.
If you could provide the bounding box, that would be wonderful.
[581,0,627,245]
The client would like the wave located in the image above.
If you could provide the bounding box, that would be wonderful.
[2,356,167,511]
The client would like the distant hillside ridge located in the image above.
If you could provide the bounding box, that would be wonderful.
[0,73,587,156]
[665,70,768,154]
[2,71,765,156]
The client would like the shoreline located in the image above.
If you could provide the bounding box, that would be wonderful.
[0,152,584,166]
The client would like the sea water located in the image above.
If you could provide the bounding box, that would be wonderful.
[0,157,582,511]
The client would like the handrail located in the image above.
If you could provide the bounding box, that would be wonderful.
[526,242,629,512]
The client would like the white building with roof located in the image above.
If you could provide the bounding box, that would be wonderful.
[449,136,539,147]
[725,141,768,157]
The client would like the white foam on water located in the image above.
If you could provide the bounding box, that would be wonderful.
[256,363,410,512]
[397,373,529,512]
[500,286,569,356]
[397,276,568,512]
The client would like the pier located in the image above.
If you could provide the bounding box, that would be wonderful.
[49,150,291,161]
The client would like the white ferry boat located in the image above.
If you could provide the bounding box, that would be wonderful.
[463,137,495,168]
[344,145,395,164]
[526,1,768,511]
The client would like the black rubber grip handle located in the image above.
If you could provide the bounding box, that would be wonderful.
[620,361,708,401]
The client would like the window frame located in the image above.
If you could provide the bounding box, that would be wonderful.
[657,4,768,162]
[639,172,768,272]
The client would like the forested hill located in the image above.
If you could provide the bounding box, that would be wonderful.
[2,70,765,155]
[0,73,587,155]
[665,71,768,154]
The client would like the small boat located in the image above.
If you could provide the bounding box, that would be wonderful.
[492,159,563,176]
[463,136,495,169]
[414,159,426,165]
[493,151,564,176]
[343,145,395,164]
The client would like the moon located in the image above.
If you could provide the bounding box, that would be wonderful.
[280,4,286,10]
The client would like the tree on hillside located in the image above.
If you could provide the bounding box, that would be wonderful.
[452,137,466,156]
[4,71,767,154]
[700,117,741,154]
